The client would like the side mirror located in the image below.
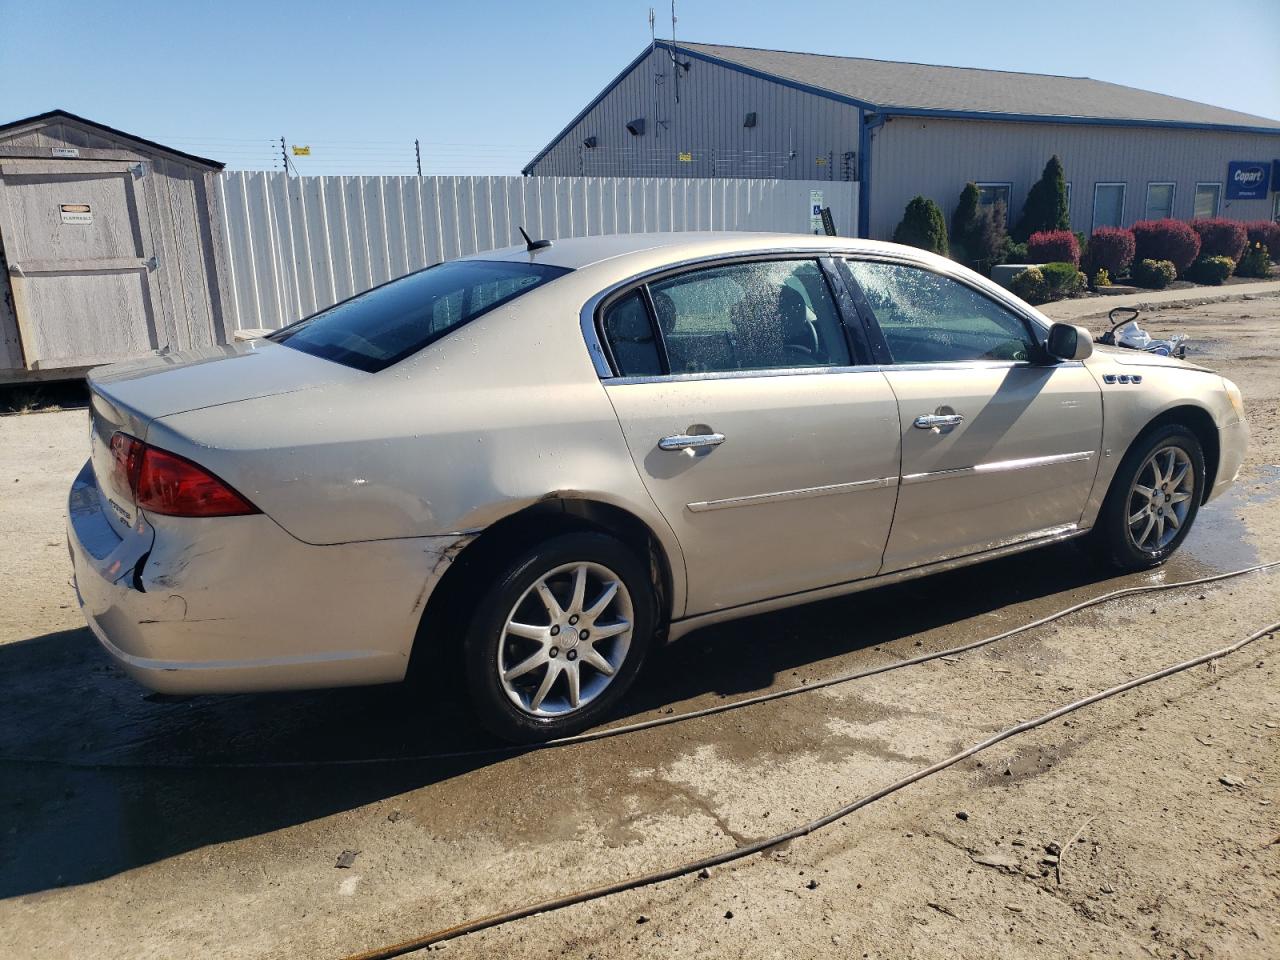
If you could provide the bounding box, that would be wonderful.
[1046,322,1093,362]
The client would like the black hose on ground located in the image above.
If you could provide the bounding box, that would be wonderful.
[2,561,1277,770]
[340,617,1280,960]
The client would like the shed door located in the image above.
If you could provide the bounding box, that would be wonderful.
[0,159,162,369]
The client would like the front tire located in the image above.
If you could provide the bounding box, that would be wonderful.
[463,532,656,743]
[1093,423,1205,571]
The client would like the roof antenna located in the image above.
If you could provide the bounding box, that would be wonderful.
[519,226,552,252]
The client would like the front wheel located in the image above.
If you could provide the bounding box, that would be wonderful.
[1093,423,1205,571]
[463,532,656,743]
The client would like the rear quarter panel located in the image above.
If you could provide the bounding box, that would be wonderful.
[146,267,689,614]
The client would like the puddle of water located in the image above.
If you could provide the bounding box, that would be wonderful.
[1232,464,1280,507]
[1181,464,1278,571]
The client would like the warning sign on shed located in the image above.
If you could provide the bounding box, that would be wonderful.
[59,203,92,225]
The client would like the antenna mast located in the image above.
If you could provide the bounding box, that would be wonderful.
[670,0,680,103]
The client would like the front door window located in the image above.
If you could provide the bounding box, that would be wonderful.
[844,260,1038,364]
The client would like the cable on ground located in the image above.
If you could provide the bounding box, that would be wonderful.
[340,616,1279,960]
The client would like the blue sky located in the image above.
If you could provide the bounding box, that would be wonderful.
[3,0,1278,176]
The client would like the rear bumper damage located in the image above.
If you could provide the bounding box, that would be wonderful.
[68,459,467,694]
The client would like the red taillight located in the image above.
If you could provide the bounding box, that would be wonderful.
[109,432,145,501]
[109,433,258,518]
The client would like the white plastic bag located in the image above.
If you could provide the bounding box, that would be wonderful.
[1115,320,1188,357]
[1115,320,1151,349]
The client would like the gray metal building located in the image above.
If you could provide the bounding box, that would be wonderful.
[524,42,1280,240]
[0,110,231,382]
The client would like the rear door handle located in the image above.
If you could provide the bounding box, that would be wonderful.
[659,432,726,452]
[913,414,964,429]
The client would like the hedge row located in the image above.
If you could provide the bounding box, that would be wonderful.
[1075,218,1277,288]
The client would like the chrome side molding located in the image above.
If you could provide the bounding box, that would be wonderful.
[902,450,1094,486]
[687,476,895,513]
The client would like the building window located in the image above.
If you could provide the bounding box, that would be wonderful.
[1144,183,1175,220]
[976,183,1012,225]
[1274,192,1280,222]
[1093,183,1126,230]
[1194,183,1222,220]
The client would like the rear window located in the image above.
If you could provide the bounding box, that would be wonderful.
[270,259,570,372]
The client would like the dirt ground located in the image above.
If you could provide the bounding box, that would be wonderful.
[1,294,1277,960]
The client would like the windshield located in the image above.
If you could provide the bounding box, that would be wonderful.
[270,259,571,372]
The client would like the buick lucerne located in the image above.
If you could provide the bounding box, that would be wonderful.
[68,233,1249,741]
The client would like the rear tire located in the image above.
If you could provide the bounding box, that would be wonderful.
[1092,423,1205,571]
[463,532,656,743]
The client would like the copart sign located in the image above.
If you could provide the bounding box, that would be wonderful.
[1225,161,1271,200]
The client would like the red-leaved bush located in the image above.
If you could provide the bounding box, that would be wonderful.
[1131,219,1200,275]
[1190,218,1248,262]
[1027,229,1080,266]
[1086,227,1136,277]
[1244,221,1280,262]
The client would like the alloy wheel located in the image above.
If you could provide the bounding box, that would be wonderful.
[1126,444,1195,553]
[497,561,634,717]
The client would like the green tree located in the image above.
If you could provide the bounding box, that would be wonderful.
[893,195,948,255]
[1014,155,1070,242]
[950,182,1006,272]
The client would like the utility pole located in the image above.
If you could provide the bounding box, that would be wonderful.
[280,136,288,176]
[414,139,423,177]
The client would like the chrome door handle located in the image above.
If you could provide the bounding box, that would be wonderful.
[659,432,726,452]
[913,414,964,429]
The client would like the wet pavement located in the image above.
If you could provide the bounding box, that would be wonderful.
[0,520,1252,896]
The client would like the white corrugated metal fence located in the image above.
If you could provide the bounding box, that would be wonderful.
[217,172,856,330]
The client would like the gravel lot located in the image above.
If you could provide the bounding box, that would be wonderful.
[1,293,1277,960]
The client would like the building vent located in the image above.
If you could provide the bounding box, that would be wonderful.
[625,118,646,137]
[583,136,598,149]
[743,112,757,128]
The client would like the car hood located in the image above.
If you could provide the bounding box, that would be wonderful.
[1088,343,1212,373]
[88,339,360,422]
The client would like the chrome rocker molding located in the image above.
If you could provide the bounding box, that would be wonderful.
[666,522,1086,641]
[687,476,896,513]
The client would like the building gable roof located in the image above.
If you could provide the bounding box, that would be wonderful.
[0,109,224,169]
[676,42,1280,132]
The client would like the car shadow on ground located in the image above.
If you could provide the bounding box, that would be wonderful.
[0,541,1126,899]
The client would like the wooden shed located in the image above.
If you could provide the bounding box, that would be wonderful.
[0,110,231,383]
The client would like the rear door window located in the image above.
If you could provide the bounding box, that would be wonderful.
[601,292,663,377]
[646,259,851,374]
[271,259,570,372]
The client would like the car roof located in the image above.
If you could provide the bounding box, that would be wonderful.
[460,230,1056,335]
[462,231,924,271]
